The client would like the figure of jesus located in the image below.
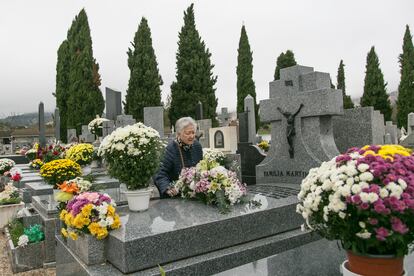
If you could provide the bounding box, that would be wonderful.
[277,104,304,158]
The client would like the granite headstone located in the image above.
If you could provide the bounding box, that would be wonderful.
[38,102,46,147]
[196,119,212,148]
[105,87,122,121]
[144,106,164,137]
[116,115,136,128]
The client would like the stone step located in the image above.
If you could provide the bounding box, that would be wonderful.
[106,194,303,273]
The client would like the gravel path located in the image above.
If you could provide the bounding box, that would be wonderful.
[0,231,55,276]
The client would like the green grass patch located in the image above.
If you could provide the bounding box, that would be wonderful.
[8,218,24,247]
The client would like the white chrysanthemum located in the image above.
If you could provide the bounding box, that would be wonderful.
[338,212,346,219]
[351,184,362,195]
[368,192,379,203]
[398,179,407,190]
[359,221,366,228]
[360,192,370,203]
[17,235,29,247]
[380,188,389,198]
[359,172,374,182]
[357,163,370,173]
[356,230,371,239]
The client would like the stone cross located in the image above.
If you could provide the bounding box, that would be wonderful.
[79,125,95,143]
[54,108,60,142]
[102,120,115,138]
[195,101,203,120]
[67,129,78,143]
[408,113,414,135]
[244,95,256,144]
[144,106,164,138]
[256,65,343,185]
[38,102,46,147]
[105,87,122,121]
[217,107,230,127]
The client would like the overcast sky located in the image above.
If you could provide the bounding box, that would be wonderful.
[1,0,413,118]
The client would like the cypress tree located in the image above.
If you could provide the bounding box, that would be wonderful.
[336,60,354,109]
[169,4,218,127]
[274,50,297,80]
[236,25,258,130]
[54,40,70,142]
[397,25,414,128]
[66,9,105,134]
[125,17,163,122]
[360,46,392,121]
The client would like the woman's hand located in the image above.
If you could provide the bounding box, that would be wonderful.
[166,187,178,197]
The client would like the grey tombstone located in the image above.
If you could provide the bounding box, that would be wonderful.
[54,107,60,141]
[196,119,212,148]
[333,107,385,153]
[102,120,115,138]
[408,113,414,135]
[79,125,95,143]
[218,107,230,127]
[256,65,343,185]
[384,133,392,144]
[144,106,164,137]
[195,101,203,120]
[67,129,78,143]
[238,112,249,143]
[105,87,122,121]
[385,121,398,144]
[116,115,136,128]
[38,102,46,147]
[244,95,256,143]
[400,133,414,149]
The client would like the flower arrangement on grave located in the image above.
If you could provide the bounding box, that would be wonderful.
[65,143,94,166]
[54,177,93,211]
[17,224,45,247]
[0,183,21,205]
[258,140,270,152]
[88,116,109,138]
[29,159,44,170]
[98,123,164,190]
[0,158,15,175]
[59,192,121,240]
[297,145,414,275]
[25,148,37,162]
[174,156,248,213]
[4,168,22,182]
[40,159,81,188]
[203,148,226,166]
[26,143,66,163]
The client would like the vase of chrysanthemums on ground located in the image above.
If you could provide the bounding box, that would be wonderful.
[297,145,414,276]
[98,123,164,211]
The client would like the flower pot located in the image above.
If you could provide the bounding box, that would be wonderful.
[0,202,24,229]
[67,233,105,265]
[346,251,404,276]
[123,187,153,212]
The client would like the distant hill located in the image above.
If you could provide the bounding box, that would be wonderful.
[351,91,398,107]
[0,112,53,127]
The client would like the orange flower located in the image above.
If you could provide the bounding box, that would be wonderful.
[57,181,79,194]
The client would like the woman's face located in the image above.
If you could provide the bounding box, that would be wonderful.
[178,125,196,145]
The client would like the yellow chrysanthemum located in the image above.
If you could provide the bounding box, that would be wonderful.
[88,222,101,236]
[65,144,94,165]
[61,228,68,238]
[64,213,74,226]
[59,209,68,221]
[96,227,108,240]
[107,205,115,216]
[111,215,121,229]
[69,231,78,240]
[81,204,94,217]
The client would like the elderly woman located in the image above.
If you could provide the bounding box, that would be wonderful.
[155,117,203,198]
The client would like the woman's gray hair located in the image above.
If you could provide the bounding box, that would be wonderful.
[175,117,197,135]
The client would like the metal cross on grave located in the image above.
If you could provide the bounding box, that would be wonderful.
[256,65,344,185]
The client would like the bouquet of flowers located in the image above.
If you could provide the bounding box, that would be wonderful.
[0,158,15,175]
[29,159,44,170]
[203,148,226,165]
[4,168,22,182]
[65,143,94,165]
[258,140,270,152]
[59,192,121,240]
[98,123,164,190]
[0,183,21,205]
[174,157,248,213]
[17,224,45,247]
[26,143,65,163]
[54,177,93,210]
[297,145,414,256]
[88,116,109,137]
[25,148,37,162]
[40,159,82,187]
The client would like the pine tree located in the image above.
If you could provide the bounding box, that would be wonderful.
[169,4,218,127]
[336,60,354,109]
[236,25,259,130]
[65,9,105,135]
[274,50,297,80]
[360,46,392,121]
[54,40,70,142]
[397,25,414,128]
[125,17,163,122]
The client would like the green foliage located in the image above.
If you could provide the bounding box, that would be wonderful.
[58,9,105,135]
[397,25,414,129]
[24,224,45,243]
[125,17,163,122]
[336,60,354,109]
[360,46,392,121]
[236,25,259,131]
[169,4,218,127]
[274,50,297,80]
[55,41,70,142]
[8,218,24,247]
